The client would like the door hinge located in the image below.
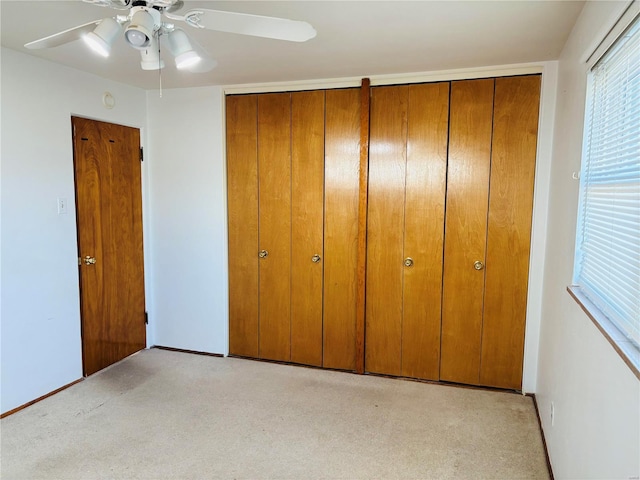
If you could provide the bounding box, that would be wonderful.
[144,312,148,324]
[140,147,144,162]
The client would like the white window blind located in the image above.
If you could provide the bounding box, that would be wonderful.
[574,14,640,347]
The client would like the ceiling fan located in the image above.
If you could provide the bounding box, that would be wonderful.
[24,0,317,73]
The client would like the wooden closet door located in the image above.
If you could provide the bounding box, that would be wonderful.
[480,75,540,389]
[258,93,292,362]
[440,79,495,386]
[291,90,325,366]
[366,86,408,376]
[401,83,449,380]
[323,88,361,370]
[227,95,259,358]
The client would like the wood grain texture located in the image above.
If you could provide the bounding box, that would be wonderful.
[258,93,292,362]
[73,117,146,376]
[401,83,449,380]
[226,95,259,358]
[440,79,495,386]
[365,85,408,376]
[480,75,541,389]
[355,78,370,374]
[323,88,361,371]
[291,90,325,367]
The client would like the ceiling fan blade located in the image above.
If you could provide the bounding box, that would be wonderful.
[182,8,316,42]
[82,0,130,10]
[24,20,102,49]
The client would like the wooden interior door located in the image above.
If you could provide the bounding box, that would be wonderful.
[227,88,361,369]
[366,85,408,376]
[323,88,361,371]
[72,116,146,376]
[366,83,449,380]
[291,90,325,366]
[480,75,541,389]
[401,83,449,380]
[258,93,292,362]
[440,79,495,385]
[227,95,259,358]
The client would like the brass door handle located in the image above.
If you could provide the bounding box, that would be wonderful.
[474,260,484,270]
[404,257,414,267]
[258,250,268,259]
[311,254,321,263]
[84,256,96,265]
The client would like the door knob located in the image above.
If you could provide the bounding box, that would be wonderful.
[404,257,414,267]
[258,250,268,259]
[474,260,484,270]
[84,256,96,265]
[311,254,321,263]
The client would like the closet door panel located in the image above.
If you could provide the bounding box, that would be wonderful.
[323,88,360,370]
[291,90,325,367]
[227,95,259,357]
[258,93,292,362]
[366,86,408,376]
[440,79,495,385]
[401,83,449,380]
[480,75,541,389]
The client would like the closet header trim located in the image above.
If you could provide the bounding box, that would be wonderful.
[223,65,544,95]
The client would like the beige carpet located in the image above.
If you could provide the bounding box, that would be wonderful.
[1,349,550,479]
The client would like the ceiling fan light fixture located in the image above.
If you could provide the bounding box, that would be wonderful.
[84,32,110,57]
[139,37,165,70]
[167,29,200,69]
[83,17,121,57]
[125,7,160,49]
[175,50,200,69]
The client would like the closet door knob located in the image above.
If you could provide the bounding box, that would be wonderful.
[474,260,484,270]
[404,257,414,267]
[311,254,321,263]
[258,250,268,259]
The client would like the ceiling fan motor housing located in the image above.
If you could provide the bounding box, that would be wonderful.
[125,5,162,49]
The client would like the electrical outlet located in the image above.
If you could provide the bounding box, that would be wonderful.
[550,401,555,427]
[57,197,68,215]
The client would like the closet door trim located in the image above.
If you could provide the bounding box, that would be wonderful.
[355,78,371,374]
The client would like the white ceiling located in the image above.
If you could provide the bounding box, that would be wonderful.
[1,1,586,90]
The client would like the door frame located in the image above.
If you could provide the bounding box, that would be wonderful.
[222,61,558,393]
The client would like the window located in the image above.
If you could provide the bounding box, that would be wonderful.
[573,14,640,364]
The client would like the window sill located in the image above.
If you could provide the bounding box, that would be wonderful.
[567,286,640,381]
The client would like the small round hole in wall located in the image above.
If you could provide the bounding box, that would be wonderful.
[102,92,115,109]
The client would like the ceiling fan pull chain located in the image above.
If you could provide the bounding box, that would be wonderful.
[157,31,162,97]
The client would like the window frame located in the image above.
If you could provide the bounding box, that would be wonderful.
[570,3,640,380]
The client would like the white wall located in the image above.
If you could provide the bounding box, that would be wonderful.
[536,2,640,479]
[0,48,148,414]
[145,87,227,354]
